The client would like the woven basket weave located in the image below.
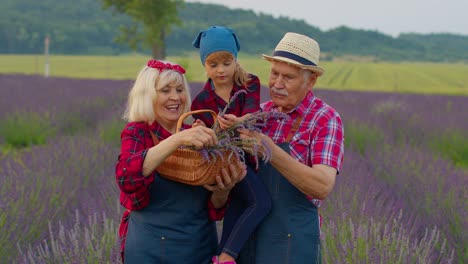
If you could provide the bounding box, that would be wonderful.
[151,109,243,186]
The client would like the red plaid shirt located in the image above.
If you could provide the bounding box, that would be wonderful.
[191,74,261,127]
[116,121,228,255]
[261,91,344,206]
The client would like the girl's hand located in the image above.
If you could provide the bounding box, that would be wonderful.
[217,114,238,130]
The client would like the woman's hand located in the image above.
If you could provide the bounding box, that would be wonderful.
[176,125,217,149]
[191,119,206,128]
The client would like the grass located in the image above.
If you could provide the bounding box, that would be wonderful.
[1,54,467,95]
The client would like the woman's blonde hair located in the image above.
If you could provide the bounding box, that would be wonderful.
[123,61,191,122]
[205,51,250,87]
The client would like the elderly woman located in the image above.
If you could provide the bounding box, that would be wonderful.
[115,59,246,263]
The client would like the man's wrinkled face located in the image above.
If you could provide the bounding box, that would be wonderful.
[268,61,316,113]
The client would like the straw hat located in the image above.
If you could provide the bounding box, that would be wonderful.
[263,32,324,76]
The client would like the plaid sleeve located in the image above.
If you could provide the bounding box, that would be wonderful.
[116,123,155,211]
[242,74,261,115]
[312,113,345,172]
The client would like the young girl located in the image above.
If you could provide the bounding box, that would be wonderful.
[192,26,272,264]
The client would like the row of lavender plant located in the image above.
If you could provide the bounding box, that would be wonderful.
[0,75,130,263]
[1,75,466,262]
[11,140,460,263]
[0,74,130,262]
[0,74,129,148]
[317,89,468,166]
[1,135,122,263]
[317,89,467,262]
[321,147,460,263]
[0,74,131,118]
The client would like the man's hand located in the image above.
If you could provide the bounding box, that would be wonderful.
[204,162,247,193]
[237,128,275,159]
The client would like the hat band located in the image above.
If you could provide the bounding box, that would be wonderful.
[272,50,317,66]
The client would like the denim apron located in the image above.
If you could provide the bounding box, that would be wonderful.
[124,174,218,264]
[237,117,321,264]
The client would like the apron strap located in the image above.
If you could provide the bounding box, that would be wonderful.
[149,129,160,146]
[285,116,303,142]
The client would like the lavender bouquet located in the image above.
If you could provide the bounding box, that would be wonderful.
[197,90,289,169]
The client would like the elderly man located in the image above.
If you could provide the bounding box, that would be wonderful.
[237,32,344,264]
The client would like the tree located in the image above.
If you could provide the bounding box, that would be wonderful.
[101,0,184,59]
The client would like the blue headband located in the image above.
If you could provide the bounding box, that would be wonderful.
[192,26,240,64]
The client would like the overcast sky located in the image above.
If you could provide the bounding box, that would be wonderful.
[186,0,468,37]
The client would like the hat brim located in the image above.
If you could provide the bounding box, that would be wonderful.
[262,54,324,76]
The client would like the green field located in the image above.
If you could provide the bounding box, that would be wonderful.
[1,54,467,95]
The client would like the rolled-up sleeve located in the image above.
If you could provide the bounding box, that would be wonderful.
[116,123,155,210]
[312,113,344,173]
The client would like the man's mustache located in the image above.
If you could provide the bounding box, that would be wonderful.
[271,86,289,96]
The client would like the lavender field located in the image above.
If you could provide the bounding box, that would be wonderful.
[0,74,466,263]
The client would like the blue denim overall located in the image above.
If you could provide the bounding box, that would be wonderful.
[124,175,218,264]
[237,118,321,263]
[218,164,271,258]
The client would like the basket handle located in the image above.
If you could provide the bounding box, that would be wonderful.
[176,109,217,132]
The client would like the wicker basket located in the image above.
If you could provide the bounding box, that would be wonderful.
[150,109,243,186]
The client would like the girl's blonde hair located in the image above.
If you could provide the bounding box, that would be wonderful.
[205,51,250,87]
[123,61,191,122]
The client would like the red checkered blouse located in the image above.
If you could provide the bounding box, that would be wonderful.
[261,91,345,206]
[190,74,261,127]
[115,121,228,254]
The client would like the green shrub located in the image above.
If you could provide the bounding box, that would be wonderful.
[0,112,55,148]
[345,120,385,155]
[430,131,468,168]
[99,118,126,146]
